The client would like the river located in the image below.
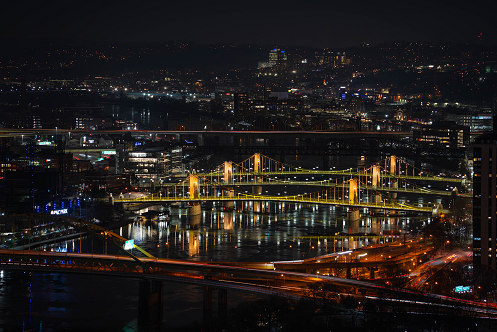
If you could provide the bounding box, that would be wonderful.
[0,154,447,331]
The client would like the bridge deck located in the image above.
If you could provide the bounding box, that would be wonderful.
[114,195,446,213]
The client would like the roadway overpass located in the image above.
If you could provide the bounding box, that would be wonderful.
[0,249,494,316]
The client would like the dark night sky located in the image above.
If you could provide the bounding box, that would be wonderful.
[1,0,497,48]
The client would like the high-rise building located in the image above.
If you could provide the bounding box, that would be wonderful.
[473,130,497,269]
[269,49,287,66]
[234,93,249,115]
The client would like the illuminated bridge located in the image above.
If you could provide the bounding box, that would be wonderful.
[119,153,461,217]
[196,153,463,184]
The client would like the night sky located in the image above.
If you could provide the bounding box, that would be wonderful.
[1,0,497,48]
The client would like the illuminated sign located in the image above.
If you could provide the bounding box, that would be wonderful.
[37,141,52,145]
[455,286,471,293]
[102,151,116,155]
[124,239,134,250]
[50,209,68,215]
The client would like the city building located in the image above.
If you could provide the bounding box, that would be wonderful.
[473,130,497,270]
[269,49,287,66]
[10,111,42,129]
[446,112,493,132]
[126,145,183,183]
[413,121,469,149]
[233,92,249,115]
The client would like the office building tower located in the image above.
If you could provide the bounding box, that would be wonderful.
[473,130,497,269]
[269,49,287,66]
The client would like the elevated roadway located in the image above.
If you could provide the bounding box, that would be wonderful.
[0,249,494,315]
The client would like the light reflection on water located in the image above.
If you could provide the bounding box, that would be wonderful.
[1,151,448,331]
[0,201,429,331]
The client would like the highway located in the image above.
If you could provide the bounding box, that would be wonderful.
[0,248,494,316]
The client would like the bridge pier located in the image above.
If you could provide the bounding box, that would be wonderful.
[389,180,398,199]
[371,193,382,214]
[389,156,398,200]
[188,202,202,217]
[346,208,360,222]
[224,189,235,211]
[203,286,213,324]
[218,288,228,323]
[252,174,263,213]
[138,279,163,308]
[203,286,229,325]
[345,179,360,221]
[369,267,377,279]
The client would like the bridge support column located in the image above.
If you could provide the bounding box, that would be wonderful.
[389,156,398,199]
[372,193,382,214]
[203,286,213,324]
[252,175,263,213]
[138,279,163,308]
[218,289,228,323]
[252,185,262,195]
[188,202,201,217]
[369,267,377,279]
[346,208,360,222]
[225,189,234,211]
[389,180,398,199]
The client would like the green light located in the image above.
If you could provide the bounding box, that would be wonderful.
[124,239,134,250]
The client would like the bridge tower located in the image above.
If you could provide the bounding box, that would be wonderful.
[223,161,233,182]
[188,175,201,217]
[388,156,399,217]
[372,165,381,189]
[253,153,261,173]
[347,179,360,222]
[371,165,382,211]
[252,154,263,212]
[389,156,398,199]
[223,161,235,211]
